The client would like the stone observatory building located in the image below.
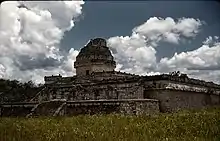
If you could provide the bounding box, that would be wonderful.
[1,38,220,117]
[74,38,116,76]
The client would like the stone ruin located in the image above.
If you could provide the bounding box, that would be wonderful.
[1,38,220,117]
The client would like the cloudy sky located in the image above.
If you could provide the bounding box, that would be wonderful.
[0,1,220,84]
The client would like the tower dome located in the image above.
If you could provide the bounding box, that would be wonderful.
[74,38,116,76]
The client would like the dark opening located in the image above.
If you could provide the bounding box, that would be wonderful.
[204,94,212,105]
[144,90,151,99]
[159,101,166,113]
[94,89,100,100]
[116,91,119,99]
[86,70,89,75]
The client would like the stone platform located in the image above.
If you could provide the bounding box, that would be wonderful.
[0,99,159,117]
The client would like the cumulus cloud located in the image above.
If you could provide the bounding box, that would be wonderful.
[0,1,84,83]
[158,36,220,83]
[62,48,79,73]
[159,36,220,71]
[1,2,217,85]
[0,64,6,78]
[108,34,157,75]
[203,36,220,45]
[203,36,213,45]
[107,17,220,83]
[132,17,202,45]
[108,17,203,75]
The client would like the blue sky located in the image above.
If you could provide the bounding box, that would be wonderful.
[0,1,220,84]
[61,1,220,60]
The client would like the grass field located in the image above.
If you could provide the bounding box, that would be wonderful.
[0,107,220,141]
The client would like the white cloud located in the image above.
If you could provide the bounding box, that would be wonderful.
[108,17,220,84]
[0,64,6,78]
[29,48,79,84]
[108,34,157,75]
[132,17,202,45]
[214,36,219,40]
[203,36,213,45]
[163,32,180,44]
[1,2,217,85]
[203,36,220,46]
[174,18,202,37]
[133,17,176,42]
[62,48,79,74]
[159,36,220,71]
[158,36,220,83]
[0,1,84,83]
[108,17,203,76]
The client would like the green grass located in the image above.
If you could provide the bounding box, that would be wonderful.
[0,107,220,141]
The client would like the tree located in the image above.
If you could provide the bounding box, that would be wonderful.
[0,79,42,102]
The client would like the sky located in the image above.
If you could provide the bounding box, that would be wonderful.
[0,1,220,84]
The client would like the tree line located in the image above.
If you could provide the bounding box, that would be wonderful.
[0,79,43,103]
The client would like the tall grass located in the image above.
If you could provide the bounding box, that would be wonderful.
[0,107,220,141]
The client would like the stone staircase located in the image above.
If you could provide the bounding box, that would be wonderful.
[26,100,66,117]
[29,87,47,102]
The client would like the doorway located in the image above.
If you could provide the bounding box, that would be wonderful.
[86,70,89,75]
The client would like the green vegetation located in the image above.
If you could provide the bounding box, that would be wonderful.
[0,107,220,141]
[0,79,42,102]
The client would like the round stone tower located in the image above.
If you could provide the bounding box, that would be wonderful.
[74,38,116,76]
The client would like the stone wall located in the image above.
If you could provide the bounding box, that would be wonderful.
[30,100,66,117]
[0,104,35,117]
[119,99,159,115]
[45,81,144,101]
[1,99,159,117]
[44,75,62,85]
[144,89,220,112]
[75,62,116,76]
[91,63,115,73]
[210,94,220,105]
[75,64,92,76]
[1,107,33,117]
[66,99,159,116]
[142,73,220,89]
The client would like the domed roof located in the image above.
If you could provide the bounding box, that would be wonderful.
[76,38,114,60]
[74,38,116,76]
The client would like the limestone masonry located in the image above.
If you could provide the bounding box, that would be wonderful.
[1,38,220,117]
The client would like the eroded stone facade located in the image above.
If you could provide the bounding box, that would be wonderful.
[74,38,116,76]
[1,38,220,117]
